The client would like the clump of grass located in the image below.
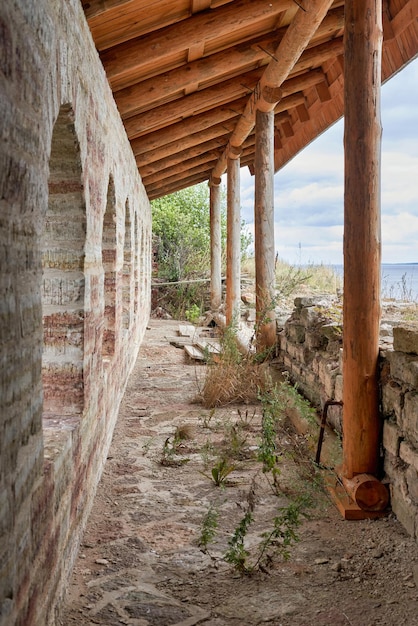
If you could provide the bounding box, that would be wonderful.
[200,324,268,407]
[174,423,194,441]
[242,256,342,302]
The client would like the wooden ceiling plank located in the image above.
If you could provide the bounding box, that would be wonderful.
[124,73,258,139]
[147,174,211,199]
[212,0,335,178]
[136,122,234,165]
[142,153,219,185]
[83,0,139,21]
[134,92,304,165]
[138,137,229,176]
[125,65,324,142]
[145,163,214,191]
[101,0,294,87]
[130,103,244,155]
[391,0,418,38]
[191,0,212,13]
[115,34,280,118]
[88,1,191,50]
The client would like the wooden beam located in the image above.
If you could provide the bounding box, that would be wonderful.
[102,0,293,89]
[391,0,418,38]
[124,72,260,139]
[82,0,136,21]
[134,93,304,174]
[211,0,335,179]
[138,137,229,177]
[115,32,343,121]
[210,181,223,310]
[115,34,281,119]
[141,152,220,186]
[147,175,211,199]
[226,156,241,325]
[342,0,383,479]
[254,109,276,351]
[130,101,245,155]
[135,122,234,166]
[143,160,216,190]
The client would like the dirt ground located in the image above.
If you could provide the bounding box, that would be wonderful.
[60,319,418,626]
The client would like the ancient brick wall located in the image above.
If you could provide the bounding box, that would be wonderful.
[278,298,418,542]
[0,1,151,625]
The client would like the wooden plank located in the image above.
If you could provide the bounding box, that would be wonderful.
[101,0,293,86]
[178,324,197,337]
[166,336,194,347]
[212,0,335,179]
[136,119,234,169]
[184,344,206,360]
[391,0,418,38]
[195,339,221,353]
[141,152,220,186]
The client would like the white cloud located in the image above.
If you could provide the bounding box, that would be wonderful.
[239,57,418,266]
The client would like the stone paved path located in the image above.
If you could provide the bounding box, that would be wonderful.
[61,319,418,626]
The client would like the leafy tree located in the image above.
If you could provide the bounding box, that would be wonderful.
[151,183,252,317]
[152,183,222,281]
[152,183,252,282]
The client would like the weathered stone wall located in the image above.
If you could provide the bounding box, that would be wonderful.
[0,1,151,625]
[278,298,418,542]
[381,324,418,539]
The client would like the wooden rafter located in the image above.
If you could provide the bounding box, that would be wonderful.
[81,0,418,198]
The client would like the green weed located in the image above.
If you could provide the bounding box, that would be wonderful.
[198,505,219,552]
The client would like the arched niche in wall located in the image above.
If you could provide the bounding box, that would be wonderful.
[102,176,117,357]
[122,199,132,330]
[42,103,86,418]
[133,216,140,316]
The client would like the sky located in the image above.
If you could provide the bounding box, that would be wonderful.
[238,57,418,267]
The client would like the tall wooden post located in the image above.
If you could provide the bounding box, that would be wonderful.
[226,155,241,325]
[343,0,383,479]
[210,178,222,310]
[254,108,276,351]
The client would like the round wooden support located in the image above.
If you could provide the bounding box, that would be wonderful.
[342,474,389,512]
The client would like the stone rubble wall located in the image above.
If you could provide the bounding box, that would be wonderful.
[277,297,418,542]
[0,2,151,625]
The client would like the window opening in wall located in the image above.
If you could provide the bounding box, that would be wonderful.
[42,103,86,419]
[102,176,117,358]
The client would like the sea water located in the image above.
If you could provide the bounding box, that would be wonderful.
[333,264,418,301]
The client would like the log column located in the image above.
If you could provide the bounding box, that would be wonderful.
[226,155,241,325]
[342,0,383,479]
[254,108,276,351]
[210,178,222,310]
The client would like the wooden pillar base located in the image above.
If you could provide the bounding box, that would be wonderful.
[324,471,389,520]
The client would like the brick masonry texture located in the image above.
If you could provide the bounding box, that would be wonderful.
[277,296,418,543]
[0,1,151,624]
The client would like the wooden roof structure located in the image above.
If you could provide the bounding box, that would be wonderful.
[82,0,418,200]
